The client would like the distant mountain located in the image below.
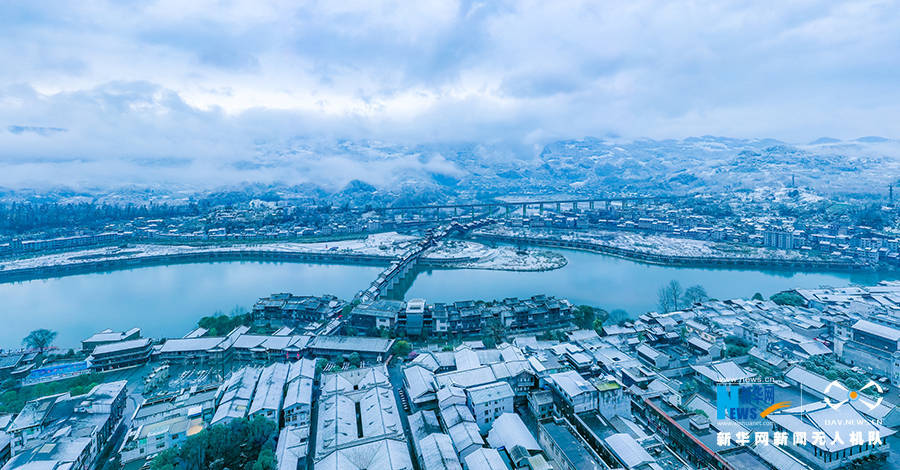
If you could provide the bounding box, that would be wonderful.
[2,135,898,203]
[809,137,841,145]
[519,136,898,195]
[855,136,891,143]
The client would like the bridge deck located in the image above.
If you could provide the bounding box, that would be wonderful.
[351,195,682,212]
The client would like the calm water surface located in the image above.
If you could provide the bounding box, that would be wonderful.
[404,249,895,315]
[0,262,382,349]
[0,249,895,348]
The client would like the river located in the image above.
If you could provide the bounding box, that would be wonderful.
[0,249,895,348]
[403,249,893,310]
[0,262,382,349]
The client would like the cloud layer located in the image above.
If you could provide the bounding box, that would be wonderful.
[1,0,899,190]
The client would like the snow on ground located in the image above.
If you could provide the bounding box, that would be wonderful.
[457,246,567,271]
[481,226,831,261]
[427,238,566,270]
[279,231,421,255]
[0,231,567,273]
[427,239,494,259]
[0,232,416,272]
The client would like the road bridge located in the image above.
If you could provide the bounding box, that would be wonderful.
[349,195,683,217]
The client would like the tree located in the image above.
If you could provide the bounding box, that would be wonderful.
[348,352,361,368]
[0,373,101,414]
[724,335,751,357]
[683,285,708,305]
[198,314,249,336]
[574,305,603,330]
[23,329,57,353]
[608,309,630,325]
[657,280,683,313]
[482,318,506,348]
[253,448,276,470]
[341,303,354,317]
[752,292,764,301]
[151,416,277,470]
[770,291,806,307]
[392,340,411,358]
[855,204,886,229]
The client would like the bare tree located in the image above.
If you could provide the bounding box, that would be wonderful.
[657,286,673,313]
[23,329,57,353]
[683,285,708,305]
[657,280,683,312]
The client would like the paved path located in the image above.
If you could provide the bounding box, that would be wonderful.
[388,360,422,470]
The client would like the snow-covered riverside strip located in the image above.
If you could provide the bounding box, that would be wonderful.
[478,226,836,261]
[457,246,567,271]
[0,232,568,278]
[470,227,868,271]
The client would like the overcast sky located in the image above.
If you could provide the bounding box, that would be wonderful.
[1,0,899,190]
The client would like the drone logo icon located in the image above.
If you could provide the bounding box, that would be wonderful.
[823,380,883,411]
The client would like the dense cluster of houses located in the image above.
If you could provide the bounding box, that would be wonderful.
[388,284,900,470]
[349,295,575,337]
[0,204,482,258]
[1,382,128,469]
[117,359,316,468]
[762,226,900,264]
[395,334,814,470]
[250,294,346,328]
[488,203,900,266]
[4,282,900,469]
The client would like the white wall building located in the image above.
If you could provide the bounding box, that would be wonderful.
[465,381,514,432]
[547,371,599,414]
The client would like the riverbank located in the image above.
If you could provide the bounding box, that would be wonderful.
[469,231,873,272]
[0,233,568,283]
[2,246,890,348]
